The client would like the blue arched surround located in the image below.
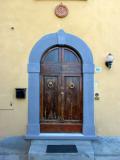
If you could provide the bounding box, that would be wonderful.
[26,30,96,139]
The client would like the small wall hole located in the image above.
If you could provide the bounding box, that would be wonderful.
[11,27,15,30]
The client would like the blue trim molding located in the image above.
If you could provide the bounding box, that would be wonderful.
[26,30,96,139]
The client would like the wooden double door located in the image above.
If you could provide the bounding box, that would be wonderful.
[40,46,83,133]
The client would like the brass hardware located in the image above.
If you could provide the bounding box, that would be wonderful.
[61,91,64,95]
[69,82,75,89]
[47,80,54,88]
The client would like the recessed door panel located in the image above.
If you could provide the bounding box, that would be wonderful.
[43,76,58,120]
[64,76,82,121]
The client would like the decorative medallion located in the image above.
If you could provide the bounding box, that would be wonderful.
[55,3,69,18]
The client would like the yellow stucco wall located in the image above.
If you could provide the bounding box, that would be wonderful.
[0,0,120,137]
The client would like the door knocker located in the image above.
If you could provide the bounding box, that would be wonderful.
[69,82,75,89]
[47,80,54,88]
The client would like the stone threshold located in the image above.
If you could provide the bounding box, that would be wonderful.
[26,133,97,140]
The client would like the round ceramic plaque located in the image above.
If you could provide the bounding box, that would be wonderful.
[55,3,68,18]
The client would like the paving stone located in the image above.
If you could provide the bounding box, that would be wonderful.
[95,156,120,160]
[0,154,28,160]
[92,137,120,156]
[0,136,30,155]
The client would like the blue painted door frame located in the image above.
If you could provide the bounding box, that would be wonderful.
[26,30,96,139]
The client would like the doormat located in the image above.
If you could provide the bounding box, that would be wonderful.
[46,145,78,153]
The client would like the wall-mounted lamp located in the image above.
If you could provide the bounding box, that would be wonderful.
[105,53,114,69]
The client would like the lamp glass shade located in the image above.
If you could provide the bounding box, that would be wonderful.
[106,54,114,62]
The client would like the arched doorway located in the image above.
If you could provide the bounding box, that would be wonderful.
[26,30,96,139]
[40,46,83,133]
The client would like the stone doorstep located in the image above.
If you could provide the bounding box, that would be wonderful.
[29,140,94,160]
[95,156,120,160]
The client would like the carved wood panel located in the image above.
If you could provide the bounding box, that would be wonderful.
[40,46,83,133]
[64,76,82,121]
[43,76,58,120]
